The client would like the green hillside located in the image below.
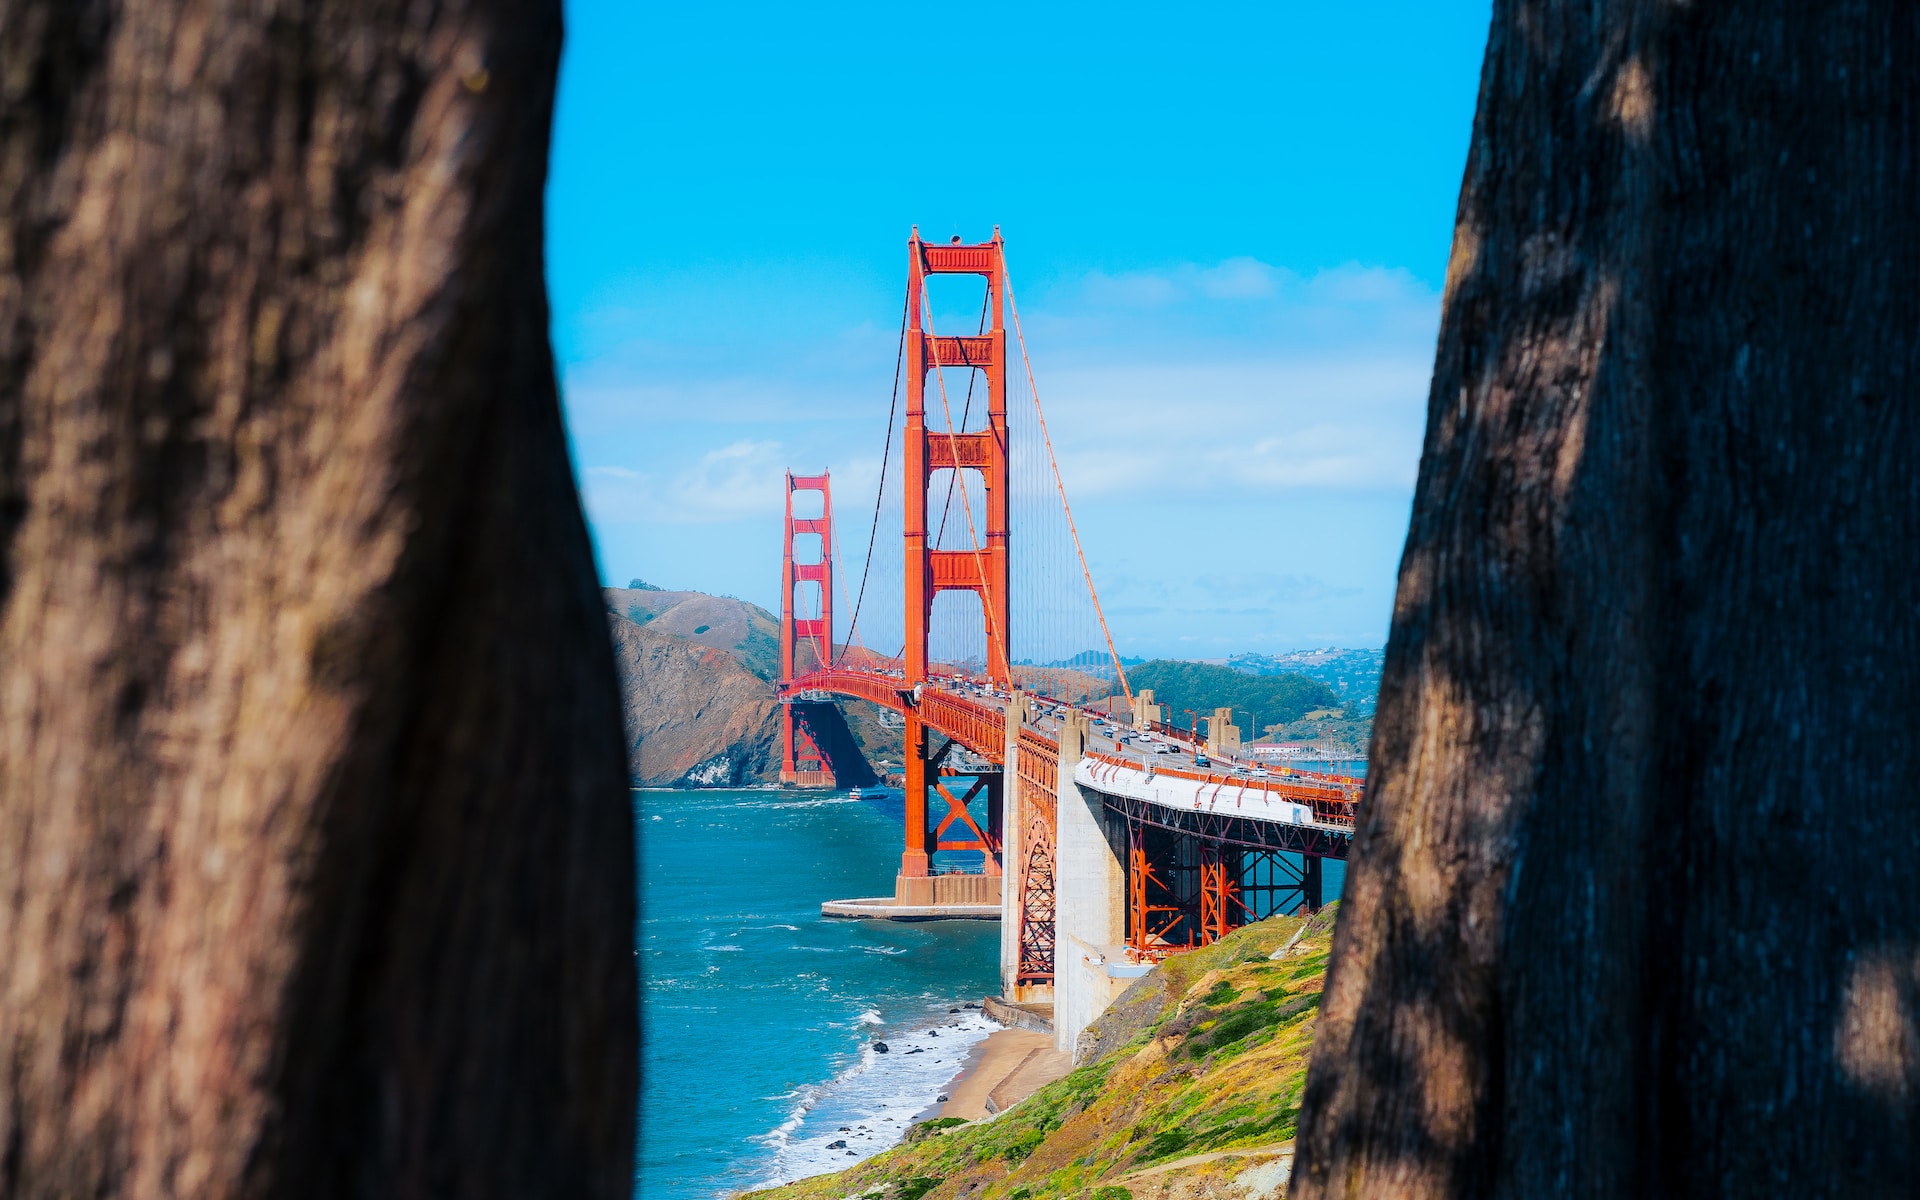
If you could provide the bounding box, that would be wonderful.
[1126,660,1340,741]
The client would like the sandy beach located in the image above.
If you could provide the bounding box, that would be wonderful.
[937,1028,1073,1121]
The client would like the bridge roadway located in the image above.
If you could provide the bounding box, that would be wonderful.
[782,667,1361,839]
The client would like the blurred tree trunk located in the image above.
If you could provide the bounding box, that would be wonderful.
[0,2,636,1196]
[1292,3,1920,1197]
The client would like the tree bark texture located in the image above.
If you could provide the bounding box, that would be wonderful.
[0,2,636,1196]
[1292,4,1919,1197]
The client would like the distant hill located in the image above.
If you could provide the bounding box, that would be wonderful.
[604,585,781,682]
[602,586,900,786]
[1229,647,1384,715]
[1125,660,1340,742]
[607,613,780,787]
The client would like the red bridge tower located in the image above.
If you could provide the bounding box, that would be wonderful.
[899,230,1011,887]
[780,472,834,786]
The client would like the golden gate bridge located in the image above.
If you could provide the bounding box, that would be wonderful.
[774,229,1361,1051]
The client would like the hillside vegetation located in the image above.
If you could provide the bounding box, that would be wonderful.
[1226,649,1383,716]
[743,907,1336,1200]
[1126,661,1340,741]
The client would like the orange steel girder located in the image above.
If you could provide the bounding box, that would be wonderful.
[932,777,1001,873]
[1198,842,1243,946]
[1127,821,1188,958]
[901,230,1010,879]
[781,472,833,785]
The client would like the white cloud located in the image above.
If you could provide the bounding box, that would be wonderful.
[583,440,788,526]
[1081,256,1285,306]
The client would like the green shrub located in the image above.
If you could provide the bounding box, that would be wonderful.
[1202,979,1240,1006]
[1138,1129,1190,1161]
[905,1116,968,1142]
[895,1178,942,1200]
[1002,1127,1046,1163]
[1092,1189,1135,1200]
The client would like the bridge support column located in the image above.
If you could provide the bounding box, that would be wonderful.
[998,693,1026,998]
[895,716,931,904]
[1053,712,1128,1059]
[1302,854,1323,914]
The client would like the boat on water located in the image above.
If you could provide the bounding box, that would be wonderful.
[847,786,896,801]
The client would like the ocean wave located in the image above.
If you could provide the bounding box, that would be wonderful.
[750,1008,998,1190]
[854,944,909,956]
[722,796,863,813]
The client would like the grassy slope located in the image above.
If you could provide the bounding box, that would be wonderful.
[1127,661,1341,741]
[743,907,1337,1200]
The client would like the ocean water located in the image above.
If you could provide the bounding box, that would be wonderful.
[634,784,1349,1198]
[636,788,1000,1199]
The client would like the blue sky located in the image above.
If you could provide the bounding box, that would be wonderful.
[547,1,1492,657]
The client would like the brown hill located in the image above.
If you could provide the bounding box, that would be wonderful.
[603,589,899,787]
[606,613,780,787]
[605,585,781,681]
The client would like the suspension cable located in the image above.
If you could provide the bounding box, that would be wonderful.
[1004,261,1133,708]
[838,290,909,664]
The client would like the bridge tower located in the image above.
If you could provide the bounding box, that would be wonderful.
[898,230,1011,885]
[780,472,834,786]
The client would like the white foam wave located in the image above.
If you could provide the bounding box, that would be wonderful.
[752,1009,997,1189]
[854,944,909,956]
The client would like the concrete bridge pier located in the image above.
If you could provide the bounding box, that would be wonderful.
[1052,711,1133,1059]
[998,693,1027,999]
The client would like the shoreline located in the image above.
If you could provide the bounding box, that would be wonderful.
[750,1005,997,1189]
[935,1023,1073,1122]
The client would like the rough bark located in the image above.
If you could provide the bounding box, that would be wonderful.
[1293,4,1920,1197]
[0,2,636,1196]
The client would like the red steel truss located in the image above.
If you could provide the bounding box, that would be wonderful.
[1013,729,1058,985]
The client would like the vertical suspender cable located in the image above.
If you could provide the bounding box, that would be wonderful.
[1003,263,1134,710]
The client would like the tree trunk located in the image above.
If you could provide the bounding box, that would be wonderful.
[1292,4,1920,1197]
[0,2,636,1196]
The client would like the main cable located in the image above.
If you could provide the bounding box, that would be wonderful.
[839,290,909,663]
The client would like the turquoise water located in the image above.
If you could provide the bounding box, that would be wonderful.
[635,785,1348,1198]
[637,789,1000,1198]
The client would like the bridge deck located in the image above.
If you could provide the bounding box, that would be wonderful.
[780,669,1360,832]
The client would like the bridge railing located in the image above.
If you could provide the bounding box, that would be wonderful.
[781,668,1008,764]
[1145,719,1203,745]
[1083,752,1361,829]
[918,689,1006,764]
[781,668,911,712]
